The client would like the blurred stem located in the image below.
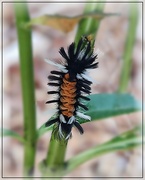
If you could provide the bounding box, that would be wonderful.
[118,3,139,93]
[45,127,68,169]
[65,127,142,175]
[14,2,36,176]
[75,0,105,45]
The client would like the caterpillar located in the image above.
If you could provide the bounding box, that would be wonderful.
[45,37,98,140]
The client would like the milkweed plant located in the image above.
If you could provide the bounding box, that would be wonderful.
[2,1,143,178]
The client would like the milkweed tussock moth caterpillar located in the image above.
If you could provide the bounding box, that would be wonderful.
[45,37,98,140]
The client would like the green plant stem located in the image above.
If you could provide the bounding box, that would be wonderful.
[65,128,142,175]
[75,0,105,45]
[46,127,68,169]
[14,3,36,176]
[118,3,139,93]
[65,137,142,174]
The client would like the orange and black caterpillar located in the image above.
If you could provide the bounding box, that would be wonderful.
[45,37,98,139]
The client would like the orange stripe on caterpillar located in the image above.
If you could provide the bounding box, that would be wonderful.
[60,73,77,117]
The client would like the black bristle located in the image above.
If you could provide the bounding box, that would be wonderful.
[77,82,91,90]
[47,91,59,94]
[74,121,84,134]
[78,103,88,111]
[81,79,92,85]
[45,118,58,127]
[48,75,61,81]
[59,47,69,62]
[68,43,75,60]
[48,82,60,86]
[46,100,59,104]
[79,87,91,94]
[51,70,64,76]
[86,62,99,69]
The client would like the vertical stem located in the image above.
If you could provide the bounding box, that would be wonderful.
[118,3,139,93]
[75,0,105,44]
[14,2,36,176]
[46,128,68,168]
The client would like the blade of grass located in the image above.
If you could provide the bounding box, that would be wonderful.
[14,2,36,176]
[118,3,139,92]
[1,128,25,144]
[64,126,142,175]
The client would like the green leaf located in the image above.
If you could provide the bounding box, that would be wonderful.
[80,93,141,123]
[1,128,25,143]
[37,93,141,139]
[64,126,143,175]
[24,12,118,33]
